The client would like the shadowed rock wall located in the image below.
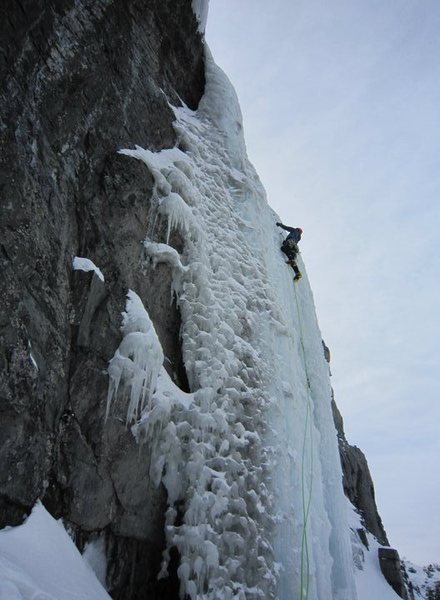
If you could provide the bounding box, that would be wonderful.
[0,1,204,597]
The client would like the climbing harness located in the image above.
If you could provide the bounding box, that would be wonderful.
[293,281,314,600]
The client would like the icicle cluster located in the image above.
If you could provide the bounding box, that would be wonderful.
[118,87,277,600]
[158,192,199,244]
[107,290,163,423]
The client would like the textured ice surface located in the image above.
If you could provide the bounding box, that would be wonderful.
[118,45,357,599]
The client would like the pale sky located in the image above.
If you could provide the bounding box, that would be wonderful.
[206,0,440,565]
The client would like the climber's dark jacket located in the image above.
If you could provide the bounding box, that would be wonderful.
[277,223,302,243]
[276,222,302,260]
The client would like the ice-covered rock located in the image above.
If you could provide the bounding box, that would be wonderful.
[107,290,164,423]
[192,0,209,33]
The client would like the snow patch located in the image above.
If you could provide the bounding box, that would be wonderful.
[403,559,440,599]
[144,241,188,272]
[72,256,104,282]
[118,145,188,196]
[0,501,110,599]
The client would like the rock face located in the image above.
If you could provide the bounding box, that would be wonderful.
[0,1,203,597]
[379,548,409,600]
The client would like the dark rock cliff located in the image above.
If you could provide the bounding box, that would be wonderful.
[0,1,203,597]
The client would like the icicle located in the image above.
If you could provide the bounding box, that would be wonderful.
[158,192,198,244]
[106,290,163,424]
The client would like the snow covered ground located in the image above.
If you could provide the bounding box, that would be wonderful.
[403,560,440,599]
[348,503,402,600]
[0,502,109,599]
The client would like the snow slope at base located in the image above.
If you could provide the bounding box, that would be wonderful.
[0,502,110,600]
[355,543,401,600]
[349,503,401,600]
[404,560,440,599]
[355,537,402,600]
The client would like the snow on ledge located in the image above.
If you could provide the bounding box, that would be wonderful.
[0,501,110,599]
[144,241,189,272]
[72,256,105,282]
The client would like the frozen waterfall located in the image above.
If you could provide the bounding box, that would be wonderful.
[117,45,357,599]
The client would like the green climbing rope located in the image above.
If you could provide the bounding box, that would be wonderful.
[293,283,314,600]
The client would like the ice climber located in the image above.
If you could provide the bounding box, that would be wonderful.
[276,221,303,282]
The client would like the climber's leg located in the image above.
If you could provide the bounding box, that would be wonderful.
[292,262,302,282]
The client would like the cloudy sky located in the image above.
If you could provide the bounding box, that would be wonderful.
[206,0,440,564]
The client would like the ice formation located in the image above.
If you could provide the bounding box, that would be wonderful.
[106,290,164,424]
[82,536,107,588]
[72,256,105,282]
[191,0,209,34]
[144,241,189,272]
[115,44,358,600]
[158,191,200,244]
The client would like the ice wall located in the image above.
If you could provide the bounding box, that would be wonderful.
[116,46,357,599]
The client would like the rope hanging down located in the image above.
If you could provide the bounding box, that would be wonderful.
[293,283,314,600]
